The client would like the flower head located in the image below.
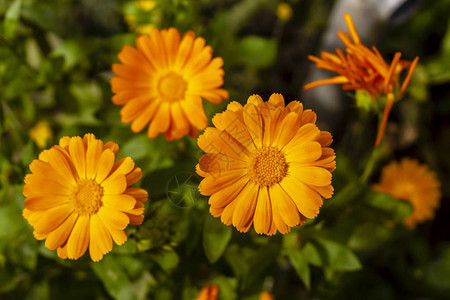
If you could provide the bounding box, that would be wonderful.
[304,14,419,146]
[197,93,335,235]
[373,158,441,228]
[29,121,53,148]
[277,3,293,21]
[195,284,219,300]
[111,28,228,141]
[23,134,148,262]
[260,291,275,300]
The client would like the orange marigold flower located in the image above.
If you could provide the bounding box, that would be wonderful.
[373,158,441,228]
[111,28,229,141]
[304,14,419,146]
[195,284,219,300]
[22,133,148,262]
[260,291,275,300]
[197,93,336,235]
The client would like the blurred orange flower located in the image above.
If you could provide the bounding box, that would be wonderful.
[260,291,275,300]
[111,28,228,141]
[23,134,148,261]
[373,158,441,228]
[304,14,419,146]
[195,284,219,300]
[197,93,335,235]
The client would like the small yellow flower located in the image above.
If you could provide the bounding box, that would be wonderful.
[197,93,335,235]
[23,134,148,262]
[373,158,441,228]
[135,24,155,35]
[29,121,53,148]
[125,15,137,30]
[111,28,228,140]
[195,284,219,300]
[135,0,156,11]
[277,3,293,21]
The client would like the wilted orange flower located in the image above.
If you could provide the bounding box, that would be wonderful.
[304,14,419,146]
[197,93,335,235]
[111,28,228,141]
[23,134,148,262]
[373,158,441,228]
[195,284,219,300]
[260,291,275,300]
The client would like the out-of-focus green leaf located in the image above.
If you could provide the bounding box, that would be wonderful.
[303,238,362,272]
[327,180,366,208]
[0,202,25,238]
[424,246,450,294]
[214,276,238,300]
[287,250,311,289]
[365,189,413,222]
[315,238,362,271]
[121,134,153,161]
[20,140,34,167]
[91,254,151,300]
[348,223,391,251]
[237,36,277,68]
[152,248,179,272]
[203,214,232,263]
[301,242,325,267]
[3,0,22,38]
[225,244,250,279]
[226,242,281,290]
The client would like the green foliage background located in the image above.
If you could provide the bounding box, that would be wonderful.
[1,0,450,299]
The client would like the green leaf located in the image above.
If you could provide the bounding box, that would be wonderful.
[152,248,179,272]
[287,250,311,289]
[237,36,277,68]
[121,134,153,161]
[225,244,249,279]
[214,276,238,300]
[348,223,391,251]
[366,189,413,222]
[203,214,232,263]
[424,247,450,293]
[0,202,26,239]
[301,242,326,267]
[315,238,362,271]
[91,255,151,300]
[3,0,22,38]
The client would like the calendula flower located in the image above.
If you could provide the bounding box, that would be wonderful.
[373,158,441,228]
[304,14,419,146]
[276,3,293,21]
[111,28,228,141]
[260,291,275,300]
[195,284,219,300]
[135,0,156,11]
[197,93,335,235]
[29,121,53,148]
[22,134,148,262]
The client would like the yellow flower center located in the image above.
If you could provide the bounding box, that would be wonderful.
[70,179,103,215]
[248,147,288,187]
[157,72,187,102]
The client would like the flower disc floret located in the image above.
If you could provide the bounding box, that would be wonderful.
[248,147,288,187]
